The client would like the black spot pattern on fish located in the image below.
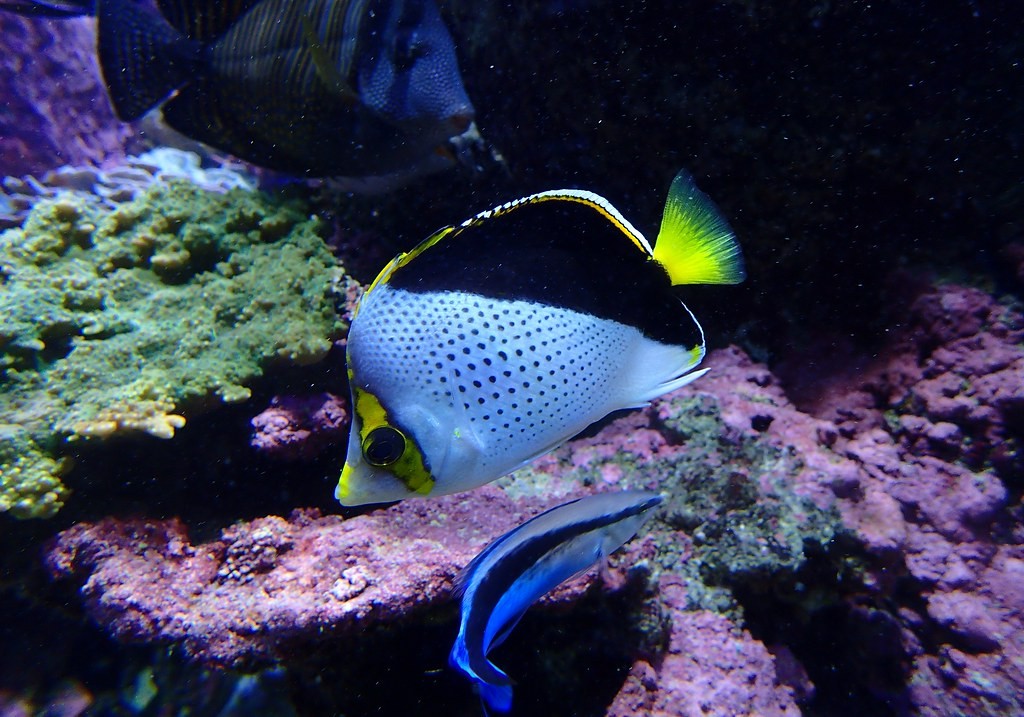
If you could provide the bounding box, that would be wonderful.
[350,286,636,469]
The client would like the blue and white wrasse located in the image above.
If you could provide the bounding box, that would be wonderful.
[449,490,663,713]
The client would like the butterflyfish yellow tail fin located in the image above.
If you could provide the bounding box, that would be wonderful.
[652,170,746,286]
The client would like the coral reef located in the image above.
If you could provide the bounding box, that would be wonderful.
[790,283,1024,716]
[0,180,346,518]
[1,148,257,231]
[0,0,1020,712]
[250,393,349,461]
[41,281,1024,714]
[45,346,841,712]
[0,16,134,177]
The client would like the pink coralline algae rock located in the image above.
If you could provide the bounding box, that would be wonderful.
[607,577,802,717]
[46,485,803,714]
[42,282,1024,715]
[46,345,810,713]
[44,487,612,667]
[250,393,349,460]
[0,16,135,177]
[788,281,1024,716]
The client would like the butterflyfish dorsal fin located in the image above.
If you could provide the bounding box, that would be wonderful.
[459,189,654,256]
[652,170,746,286]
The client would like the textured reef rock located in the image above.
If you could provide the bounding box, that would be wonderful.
[41,281,1024,715]
[0,180,347,518]
[794,282,1024,716]
[250,393,350,460]
[1,147,257,231]
[44,490,595,667]
[607,598,802,717]
[0,16,134,178]
[46,346,840,714]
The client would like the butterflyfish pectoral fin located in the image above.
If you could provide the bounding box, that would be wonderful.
[652,170,746,286]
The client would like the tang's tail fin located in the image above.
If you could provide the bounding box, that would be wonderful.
[0,0,93,17]
[652,169,746,286]
[96,0,202,121]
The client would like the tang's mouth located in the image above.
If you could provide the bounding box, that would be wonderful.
[445,122,508,177]
[447,108,474,134]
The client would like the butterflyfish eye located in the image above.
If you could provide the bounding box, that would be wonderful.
[363,426,407,466]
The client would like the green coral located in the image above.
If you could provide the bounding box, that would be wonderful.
[654,395,839,585]
[502,392,843,614]
[0,181,346,518]
[0,426,69,519]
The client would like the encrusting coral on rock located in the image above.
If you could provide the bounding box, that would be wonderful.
[0,179,347,518]
[250,393,350,461]
[41,280,1024,714]
[1,148,257,231]
[46,345,842,713]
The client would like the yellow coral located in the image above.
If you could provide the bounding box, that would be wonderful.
[66,400,187,440]
[0,428,70,519]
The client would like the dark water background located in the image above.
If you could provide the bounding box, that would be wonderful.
[1,1,1022,715]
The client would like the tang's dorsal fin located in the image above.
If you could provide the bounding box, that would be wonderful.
[156,0,262,41]
[652,170,746,286]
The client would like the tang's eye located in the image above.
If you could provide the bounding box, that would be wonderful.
[363,426,406,466]
[394,33,424,70]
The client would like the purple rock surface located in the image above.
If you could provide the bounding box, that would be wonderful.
[250,393,349,460]
[45,488,610,667]
[798,283,1024,715]
[0,16,135,177]
[43,281,1024,715]
[606,578,803,717]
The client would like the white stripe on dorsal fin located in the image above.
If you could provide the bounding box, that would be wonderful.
[460,188,655,256]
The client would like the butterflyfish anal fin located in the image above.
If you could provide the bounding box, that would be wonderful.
[653,170,746,286]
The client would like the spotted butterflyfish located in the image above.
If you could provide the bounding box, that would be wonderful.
[337,170,745,505]
[449,490,663,713]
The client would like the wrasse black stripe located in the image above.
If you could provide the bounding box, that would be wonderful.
[458,494,661,680]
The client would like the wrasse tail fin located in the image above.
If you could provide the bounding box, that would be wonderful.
[652,170,746,286]
[97,0,202,121]
[477,681,513,714]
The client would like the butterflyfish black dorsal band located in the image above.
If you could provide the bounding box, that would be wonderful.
[382,189,703,348]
